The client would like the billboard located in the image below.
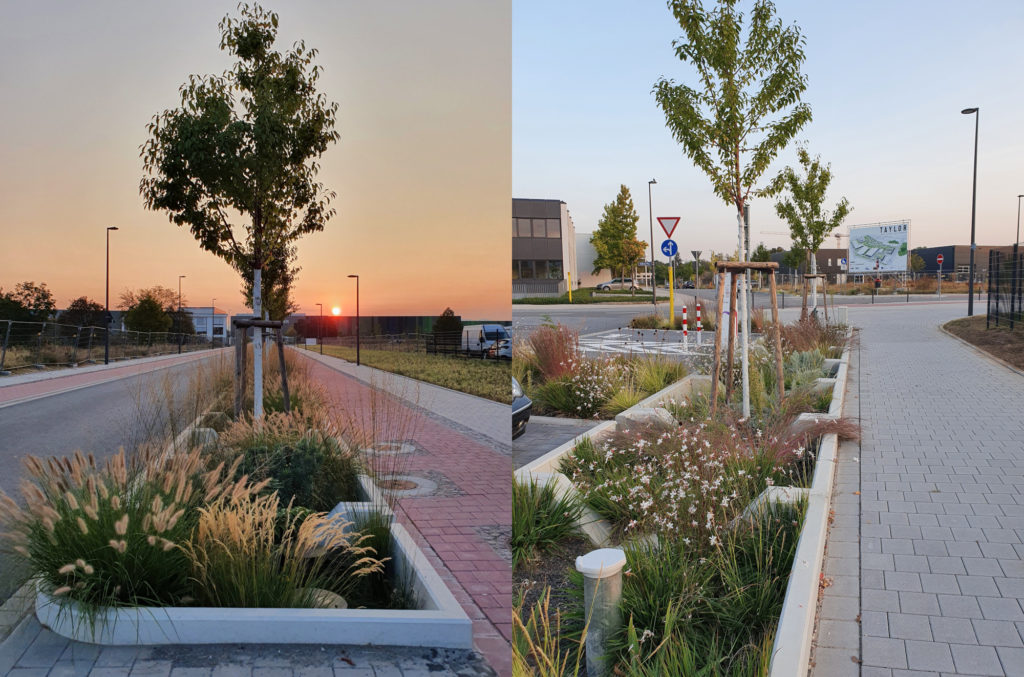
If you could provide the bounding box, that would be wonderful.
[848,221,909,273]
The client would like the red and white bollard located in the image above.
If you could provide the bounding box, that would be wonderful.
[696,303,702,346]
[682,305,688,350]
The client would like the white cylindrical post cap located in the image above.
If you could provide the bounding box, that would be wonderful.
[575,548,627,578]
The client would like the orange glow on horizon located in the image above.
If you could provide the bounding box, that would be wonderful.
[331,306,341,316]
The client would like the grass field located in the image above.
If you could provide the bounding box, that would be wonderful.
[944,315,1024,371]
[299,344,512,403]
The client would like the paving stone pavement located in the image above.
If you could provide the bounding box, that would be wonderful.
[811,302,1024,677]
[512,415,599,469]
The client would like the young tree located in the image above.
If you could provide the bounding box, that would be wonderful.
[124,296,173,333]
[60,297,106,327]
[433,307,462,351]
[140,4,339,417]
[654,0,812,418]
[766,145,851,317]
[910,252,926,273]
[590,185,646,292]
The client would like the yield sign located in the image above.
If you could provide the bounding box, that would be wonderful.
[657,217,680,239]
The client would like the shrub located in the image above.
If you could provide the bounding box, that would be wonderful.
[633,355,686,395]
[599,385,644,418]
[217,413,361,511]
[0,447,239,609]
[512,478,583,570]
[183,491,383,608]
[531,356,622,419]
[528,324,581,382]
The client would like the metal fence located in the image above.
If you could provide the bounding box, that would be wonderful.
[987,247,1024,329]
[0,320,216,373]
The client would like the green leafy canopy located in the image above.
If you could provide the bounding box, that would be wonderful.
[765,144,851,254]
[590,185,647,279]
[139,3,339,275]
[654,0,812,212]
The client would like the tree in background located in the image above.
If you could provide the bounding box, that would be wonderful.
[910,252,925,273]
[124,296,172,333]
[433,307,462,351]
[0,282,56,322]
[168,310,196,335]
[140,4,339,417]
[591,185,646,293]
[655,0,812,418]
[119,286,183,313]
[766,145,851,318]
[750,242,771,263]
[59,297,106,327]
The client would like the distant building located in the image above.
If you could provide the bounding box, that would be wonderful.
[183,306,228,341]
[512,198,576,298]
[770,248,849,284]
[912,245,1015,279]
[574,232,613,288]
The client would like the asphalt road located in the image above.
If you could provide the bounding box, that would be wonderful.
[0,353,227,603]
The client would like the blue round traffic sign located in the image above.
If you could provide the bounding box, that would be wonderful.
[661,239,678,257]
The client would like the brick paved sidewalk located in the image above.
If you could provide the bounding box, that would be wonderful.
[812,303,1024,676]
[301,356,512,675]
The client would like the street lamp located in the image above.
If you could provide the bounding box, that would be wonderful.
[648,179,657,307]
[962,107,979,316]
[210,298,216,348]
[104,226,118,365]
[316,303,323,355]
[178,275,186,353]
[348,275,360,366]
[1017,194,1023,245]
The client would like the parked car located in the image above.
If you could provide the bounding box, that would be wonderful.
[681,280,695,289]
[462,324,511,358]
[597,278,637,291]
[512,377,531,439]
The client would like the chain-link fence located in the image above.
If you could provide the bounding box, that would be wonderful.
[311,330,506,358]
[0,320,216,373]
[987,247,1024,329]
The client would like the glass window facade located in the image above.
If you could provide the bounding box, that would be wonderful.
[512,216,562,240]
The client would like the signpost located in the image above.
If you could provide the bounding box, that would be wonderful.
[657,217,680,239]
[662,239,678,326]
[937,254,943,297]
[691,250,702,290]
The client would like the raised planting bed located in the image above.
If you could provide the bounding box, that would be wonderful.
[35,500,472,648]
[514,329,853,675]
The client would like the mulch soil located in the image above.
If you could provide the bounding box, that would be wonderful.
[513,535,591,642]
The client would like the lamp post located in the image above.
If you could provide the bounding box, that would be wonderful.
[316,303,323,355]
[178,275,186,353]
[210,298,216,348]
[962,107,979,316]
[104,226,118,365]
[648,179,657,307]
[348,274,360,366]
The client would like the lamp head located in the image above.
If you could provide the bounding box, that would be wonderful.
[961,107,978,115]
[107,226,118,231]
[347,274,358,279]
[649,178,657,185]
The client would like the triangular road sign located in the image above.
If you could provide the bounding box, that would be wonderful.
[657,217,680,238]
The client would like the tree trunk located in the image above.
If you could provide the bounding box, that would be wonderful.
[736,210,750,419]
[252,267,264,419]
[801,251,810,320]
[810,249,819,314]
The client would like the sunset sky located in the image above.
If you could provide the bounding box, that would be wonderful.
[514,0,1024,260]
[0,1,511,320]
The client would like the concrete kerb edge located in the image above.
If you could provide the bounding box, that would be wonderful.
[767,330,853,677]
[937,322,1024,378]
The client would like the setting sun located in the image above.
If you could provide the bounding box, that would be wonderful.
[331,306,341,316]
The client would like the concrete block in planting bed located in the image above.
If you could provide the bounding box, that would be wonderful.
[36,504,472,649]
[812,377,837,394]
[614,407,676,434]
[733,486,809,528]
[787,412,839,440]
[639,374,713,409]
[822,358,842,377]
[199,411,231,432]
[188,427,219,450]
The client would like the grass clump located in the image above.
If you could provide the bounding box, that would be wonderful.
[512,478,583,571]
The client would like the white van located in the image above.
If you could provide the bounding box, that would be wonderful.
[462,324,511,359]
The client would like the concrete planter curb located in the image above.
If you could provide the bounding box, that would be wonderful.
[768,331,852,677]
[34,514,472,649]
